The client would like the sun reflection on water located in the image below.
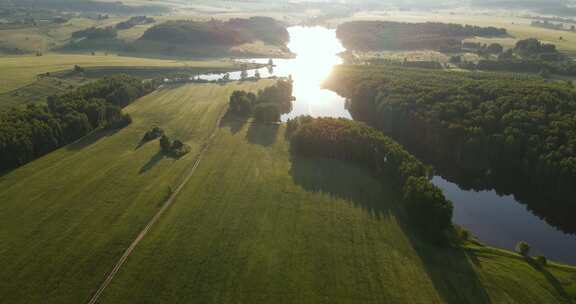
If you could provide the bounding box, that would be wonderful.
[200,26,351,120]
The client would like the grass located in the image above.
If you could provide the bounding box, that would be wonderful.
[0,53,237,94]
[95,118,576,303]
[0,80,274,304]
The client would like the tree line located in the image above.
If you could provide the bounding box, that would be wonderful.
[140,17,289,47]
[228,80,293,123]
[326,65,576,216]
[0,75,156,171]
[337,21,507,52]
[288,117,453,241]
[72,26,117,40]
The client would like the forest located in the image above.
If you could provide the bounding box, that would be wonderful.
[0,75,155,171]
[336,21,507,51]
[288,117,453,240]
[140,17,289,47]
[326,65,576,232]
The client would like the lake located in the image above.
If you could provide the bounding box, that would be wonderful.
[201,26,576,265]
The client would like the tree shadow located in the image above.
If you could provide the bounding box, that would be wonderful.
[246,122,279,147]
[219,113,248,135]
[66,128,121,151]
[139,151,165,175]
[400,222,493,304]
[525,258,571,301]
[289,156,395,219]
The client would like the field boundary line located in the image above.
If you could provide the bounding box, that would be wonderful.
[86,89,231,304]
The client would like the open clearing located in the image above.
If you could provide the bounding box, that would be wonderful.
[95,118,576,304]
[0,80,273,304]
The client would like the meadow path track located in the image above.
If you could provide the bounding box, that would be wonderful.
[86,99,229,304]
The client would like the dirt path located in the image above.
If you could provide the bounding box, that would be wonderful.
[86,106,227,304]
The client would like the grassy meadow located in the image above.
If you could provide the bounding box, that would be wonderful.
[94,118,576,304]
[0,80,274,304]
[0,54,236,93]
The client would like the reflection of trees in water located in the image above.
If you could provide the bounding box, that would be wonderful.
[346,108,576,236]
[432,162,576,236]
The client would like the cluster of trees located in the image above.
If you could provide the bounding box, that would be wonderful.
[228,80,293,123]
[336,21,507,52]
[115,16,155,30]
[159,135,190,158]
[0,75,155,171]
[140,17,289,47]
[326,65,576,216]
[459,39,573,75]
[288,117,453,240]
[514,38,560,59]
[142,127,164,142]
[72,26,117,40]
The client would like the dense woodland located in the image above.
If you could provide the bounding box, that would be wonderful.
[72,26,117,40]
[326,65,576,233]
[228,79,293,122]
[288,117,453,240]
[141,17,289,47]
[0,75,155,171]
[336,21,507,51]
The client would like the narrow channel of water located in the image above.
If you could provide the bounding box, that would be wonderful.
[199,26,576,265]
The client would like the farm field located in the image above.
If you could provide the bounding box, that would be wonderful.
[0,80,274,304]
[95,117,576,304]
[0,54,236,94]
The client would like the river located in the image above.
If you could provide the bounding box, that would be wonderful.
[201,26,576,264]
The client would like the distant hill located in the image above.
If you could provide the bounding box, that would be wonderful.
[1,0,169,15]
[337,21,507,52]
[140,17,289,47]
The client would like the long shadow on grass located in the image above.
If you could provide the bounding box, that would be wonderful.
[66,128,122,151]
[290,154,493,303]
[139,151,165,174]
[289,156,395,219]
[246,122,279,147]
[400,223,493,304]
[219,113,248,135]
[526,258,571,301]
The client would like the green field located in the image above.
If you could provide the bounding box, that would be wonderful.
[0,54,238,94]
[0,80,274,304]
[91,117,576,303]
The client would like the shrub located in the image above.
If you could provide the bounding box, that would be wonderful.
[143,127,164,141]
[535,255,547,266]
[516,241,531,257]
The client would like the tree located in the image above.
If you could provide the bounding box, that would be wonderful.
[516,241,531,257]
[160,135,172,152]
[403,176,453,238]
[487,43,503,54]
[535,255,547,266]
[254,103,281,122]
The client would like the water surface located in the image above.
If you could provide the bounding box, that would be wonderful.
[202,26,351,121]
